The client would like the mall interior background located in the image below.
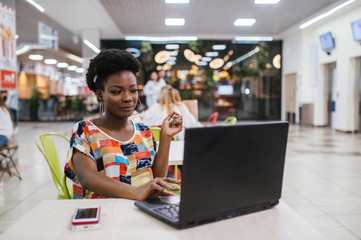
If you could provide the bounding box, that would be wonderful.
[1,0,361,128]
[1,0,361,239]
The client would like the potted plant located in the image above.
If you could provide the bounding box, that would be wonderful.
[28,87,42,121]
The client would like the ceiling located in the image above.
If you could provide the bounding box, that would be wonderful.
[33,0,361,41]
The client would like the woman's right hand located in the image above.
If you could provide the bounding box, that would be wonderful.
[134,177,181,201]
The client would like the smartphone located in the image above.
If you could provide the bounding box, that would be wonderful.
[71,206,101,230]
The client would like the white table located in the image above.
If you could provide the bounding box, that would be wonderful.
[168,140,184,165]
[0,199,326,240]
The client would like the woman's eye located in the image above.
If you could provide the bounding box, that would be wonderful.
[131,89,139,93]
[111,91,121,94]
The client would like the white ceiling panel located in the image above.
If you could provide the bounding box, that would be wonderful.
[23,0,361,40]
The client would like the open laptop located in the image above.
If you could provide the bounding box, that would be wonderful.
[134,121,289,229]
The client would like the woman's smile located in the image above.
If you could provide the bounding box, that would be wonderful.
[119,105,134,111]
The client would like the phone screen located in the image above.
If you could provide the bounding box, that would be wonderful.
[75,207,98,219]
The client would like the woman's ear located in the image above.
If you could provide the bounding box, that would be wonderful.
[95,90,103,102]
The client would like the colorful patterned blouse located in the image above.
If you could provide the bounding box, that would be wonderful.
[64,120,156,199]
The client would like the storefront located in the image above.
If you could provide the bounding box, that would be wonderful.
[102,39,282,121]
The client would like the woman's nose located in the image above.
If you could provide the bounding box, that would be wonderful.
[122,92,132,101]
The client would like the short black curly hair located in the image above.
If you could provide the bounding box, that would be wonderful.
[86,49,141,92]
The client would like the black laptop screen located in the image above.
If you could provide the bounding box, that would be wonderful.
[179,122,289,224]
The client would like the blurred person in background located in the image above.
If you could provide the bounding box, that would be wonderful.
[143,70,166,108]
[0,95,13,147]
[158,69,168,84]
[5,89,18,125]
[141,85,202,140]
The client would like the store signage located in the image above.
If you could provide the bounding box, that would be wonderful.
[0,2,16,89]
[38,22,59,50]
[0,69,16,89]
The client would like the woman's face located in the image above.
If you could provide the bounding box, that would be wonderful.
[150,72,158,81]
[100,70,138,118]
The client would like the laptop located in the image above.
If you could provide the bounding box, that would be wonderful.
[134,121,289,229]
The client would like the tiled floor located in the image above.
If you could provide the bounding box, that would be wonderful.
[1,121,361,239]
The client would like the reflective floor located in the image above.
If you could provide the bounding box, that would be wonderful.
[1,121,361,239]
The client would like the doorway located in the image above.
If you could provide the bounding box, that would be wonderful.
[325,63,337,129]
[357,58,361,132]
[284,73,297,123]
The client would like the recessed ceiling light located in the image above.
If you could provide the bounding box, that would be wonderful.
[168,51,179,56]
[165,0,189,3]
[67,65,78,71]
[205,52,219,57]
[76,68,85,73]
[254,0,280,4]
[44,59,57,64]
[125,36,197,41]
[165,18,185,26]
[57,62,68,68]
[197,61,208,66]
[165,44,180,50]
[28,54,43,60]
[234,36,273,42]
[212,44,227,50]
[168,56,177,61]
[201,57,212,62]
[234,18,256,26]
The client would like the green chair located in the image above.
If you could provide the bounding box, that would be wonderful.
[222,116,237,125]
[150,125,176,141]
[150,126,180,182]
[150,126,162,142]
[35,132,72,199]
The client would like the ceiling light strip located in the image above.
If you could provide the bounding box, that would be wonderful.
[125,36,197,42]
[26,0,45,12]
[66,53,83,64]
[165,18,185,26]
[83,39,100,54]
[254,0,280,4]
[299,0,355,29]
[234,18,256,26]
[234,36,273,41]
[232,47,260,65]
[165,0,189,3]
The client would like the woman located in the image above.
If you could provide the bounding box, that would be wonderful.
[0,96,13,147]
[143,70,166,108]
[142,85,202,140]
[64,49,182,200]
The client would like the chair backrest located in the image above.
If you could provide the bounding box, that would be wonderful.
[222,116,237,125]
[204,112,219,126]
[182,99,198,120]
[149,125,161,142]
[150,125,176,141]
[149,125,180,182]
[35,132,71,199]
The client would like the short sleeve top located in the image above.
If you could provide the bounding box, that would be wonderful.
[64,120,156,199]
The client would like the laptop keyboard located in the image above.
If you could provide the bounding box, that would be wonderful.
[154,204,179,221]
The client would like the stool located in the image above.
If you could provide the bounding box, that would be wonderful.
[0,144,22,180]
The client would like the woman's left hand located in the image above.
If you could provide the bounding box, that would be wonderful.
[161,111,183,138]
